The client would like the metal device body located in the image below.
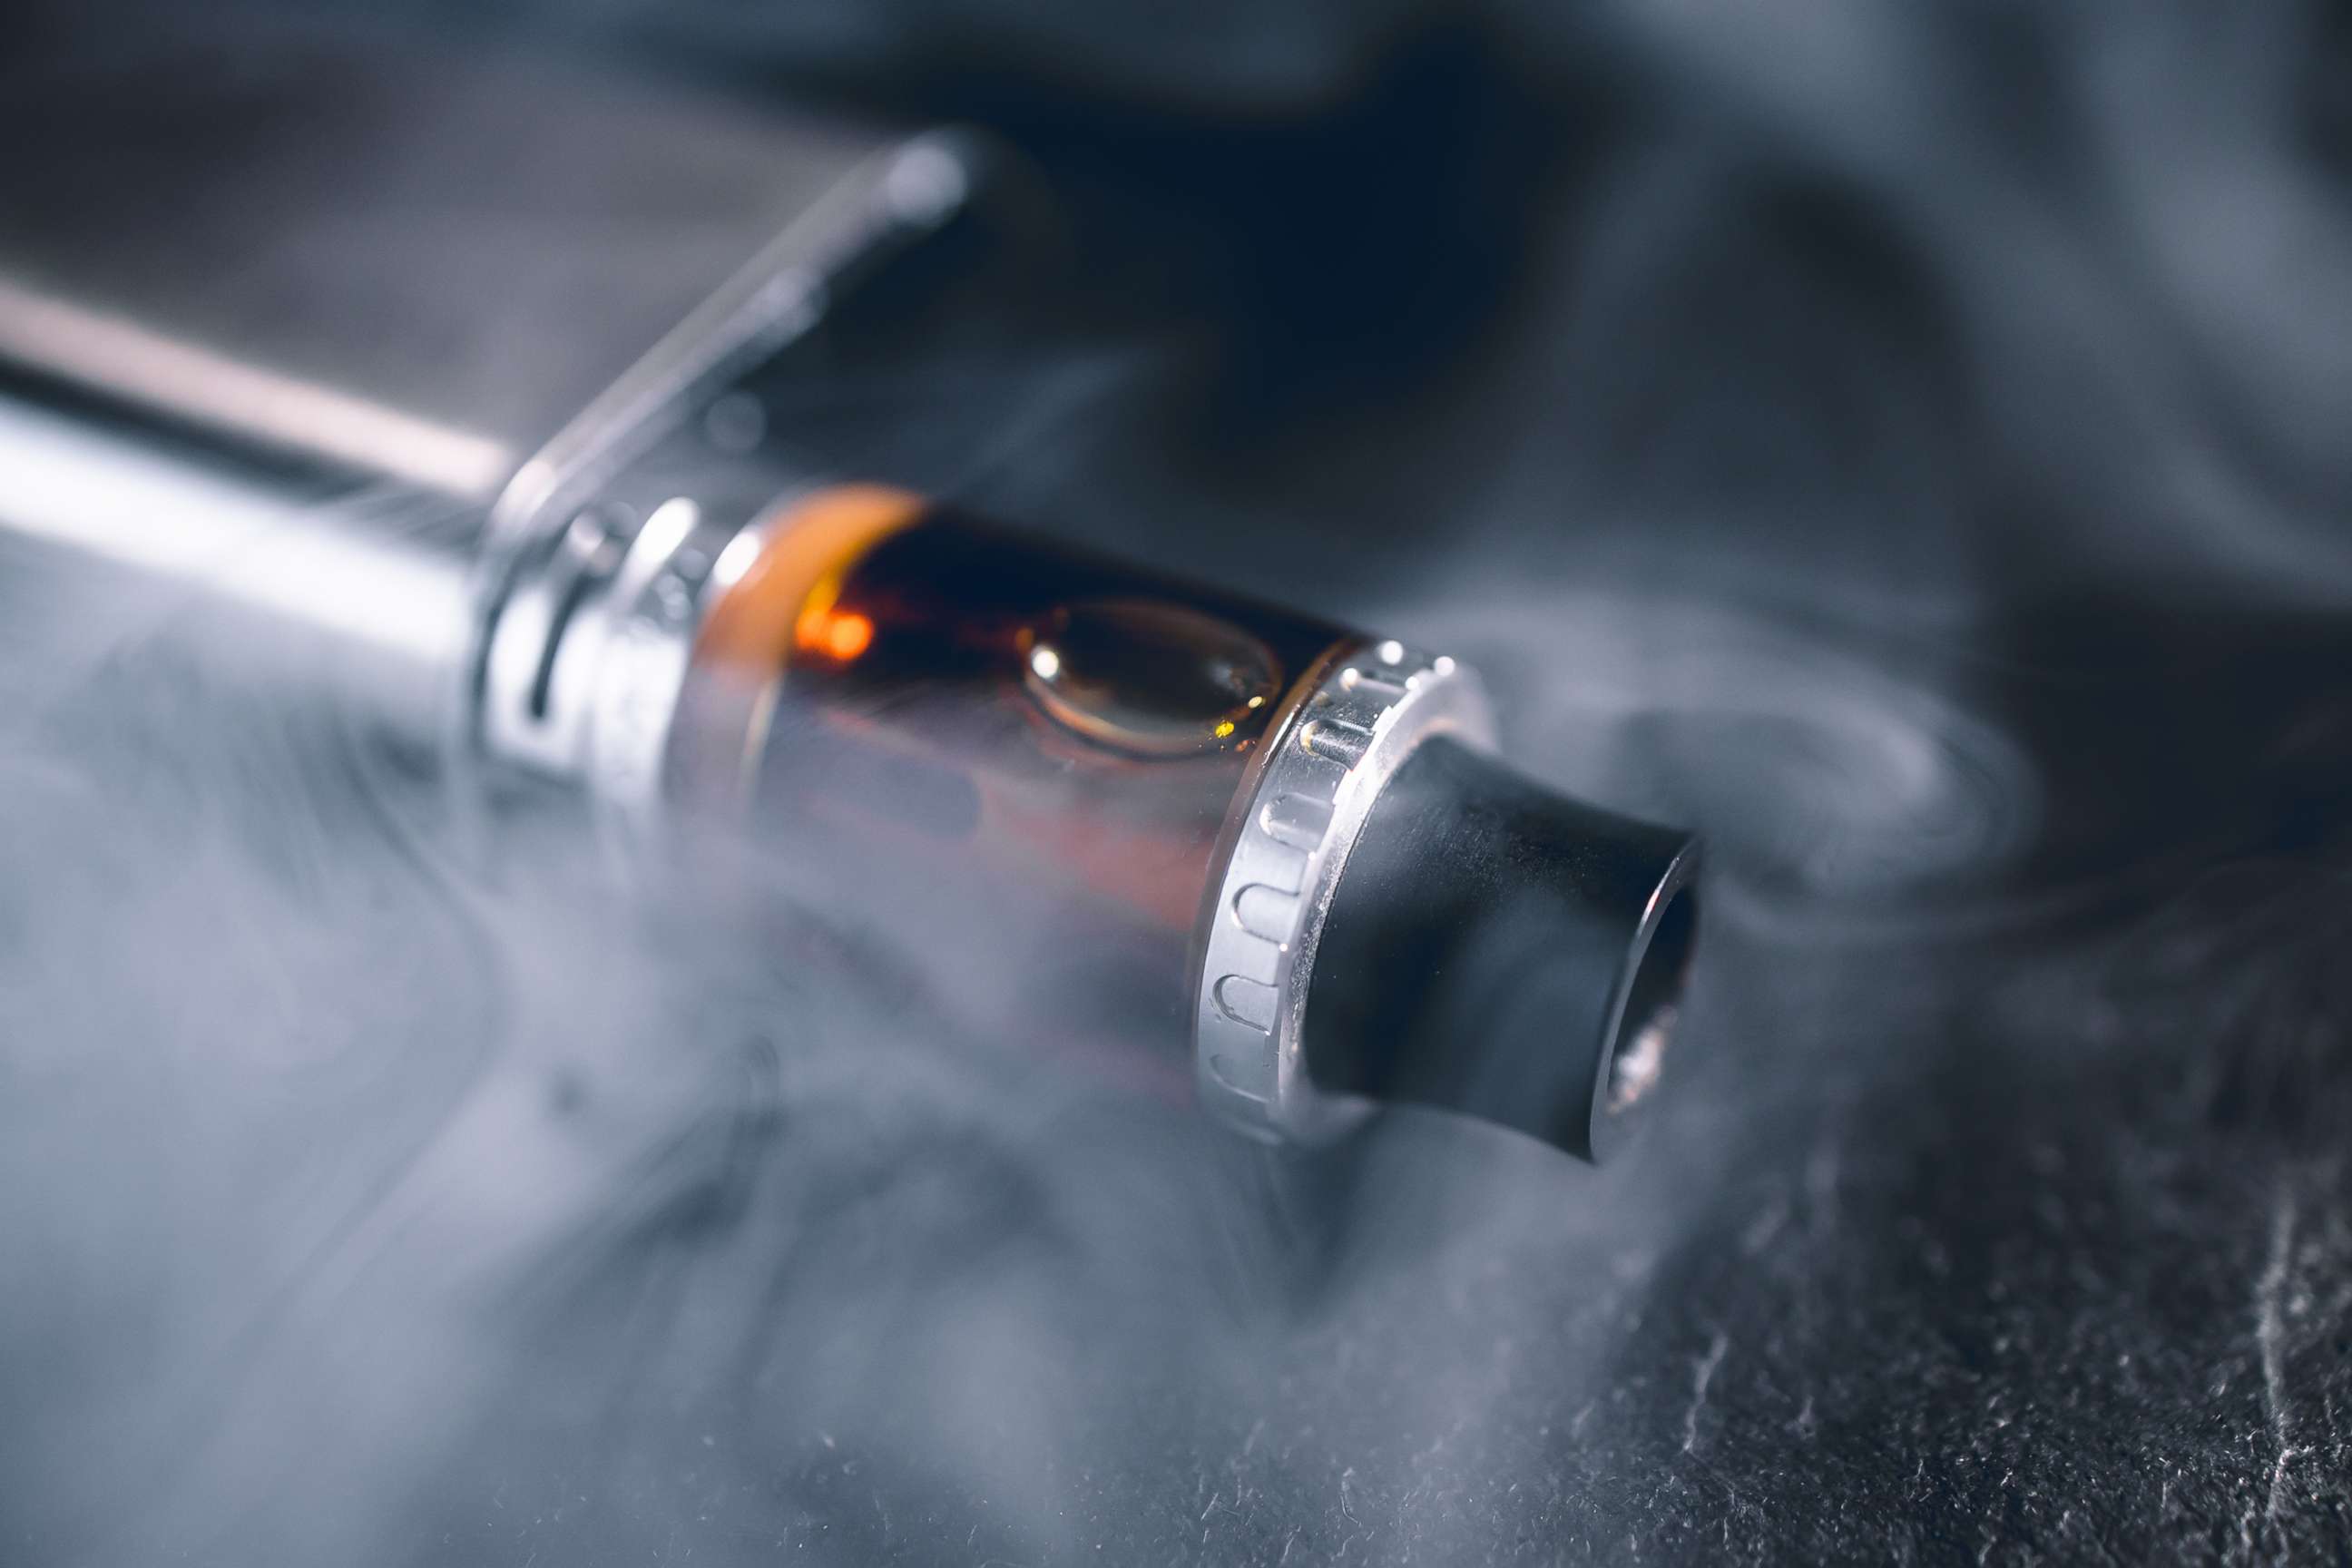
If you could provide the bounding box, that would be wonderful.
[0,15,900,752]
[0,20,1697,1160]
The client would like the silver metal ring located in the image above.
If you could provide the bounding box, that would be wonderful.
[579,498,761,824]
[464,132,978,806]
[1192,637,1496,1143]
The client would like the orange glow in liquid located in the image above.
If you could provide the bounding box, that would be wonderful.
[796,607,874,662]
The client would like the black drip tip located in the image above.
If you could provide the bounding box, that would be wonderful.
[1305,738,1700,1162]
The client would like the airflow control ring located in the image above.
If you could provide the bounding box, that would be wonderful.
[1192,638,1495,1143]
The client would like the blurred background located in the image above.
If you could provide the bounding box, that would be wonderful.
[3,0,2349,1562]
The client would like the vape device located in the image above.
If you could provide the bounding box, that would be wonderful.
[0,24,1695,1160]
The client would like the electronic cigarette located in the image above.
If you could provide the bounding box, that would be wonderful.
[0,34,1696,1160]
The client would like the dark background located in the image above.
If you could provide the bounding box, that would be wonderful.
[4,2,2351,1563]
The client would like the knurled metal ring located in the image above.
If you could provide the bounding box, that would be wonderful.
[1192,636,1496,1143]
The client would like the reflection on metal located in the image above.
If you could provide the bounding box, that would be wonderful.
[0,396,474,673]
[0,279,513,496]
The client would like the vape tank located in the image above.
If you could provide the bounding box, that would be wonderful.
[0,33,1696,1161]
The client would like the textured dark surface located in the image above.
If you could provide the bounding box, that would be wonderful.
[4,3,2352,1564]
